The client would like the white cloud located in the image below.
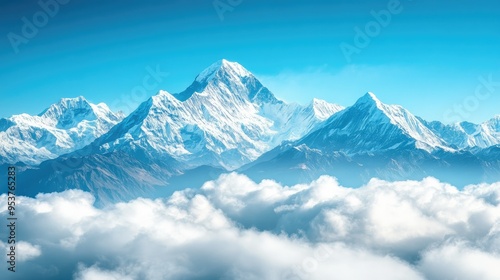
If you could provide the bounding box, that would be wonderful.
[16,242,42,262]
[74,264,135,280]
[1,241,41,263]
[419,243,500,280]
[1,173,499,279]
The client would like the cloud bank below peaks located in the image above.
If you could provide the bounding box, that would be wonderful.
[1,174,500,280]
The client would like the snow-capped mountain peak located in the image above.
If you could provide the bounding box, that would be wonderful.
[39,96,90,114]
[354,92,384,109]
[152,90,180,105]
[35,96,123,129]
[357,93,449,151]
[299,92,450,153]
[195,59,251,83]
[310,98,344,121]
[39,96,93,125]
[175,59,258,102]
[175,59,279,107]
[0,96,124,165]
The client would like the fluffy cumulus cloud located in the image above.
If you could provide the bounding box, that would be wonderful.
[1,174,500,279]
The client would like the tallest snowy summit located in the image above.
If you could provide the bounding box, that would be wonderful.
[195,59,252,83]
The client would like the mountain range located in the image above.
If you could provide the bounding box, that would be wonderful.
[243,92,500,187]
[2,59,499,202]
[0,97,123,165]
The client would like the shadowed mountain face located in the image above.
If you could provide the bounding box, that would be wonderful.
[240,93,500,188]
[2,60,500,203]
[297,92,448,154]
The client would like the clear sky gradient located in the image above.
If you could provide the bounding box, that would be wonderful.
[1,0,499,123]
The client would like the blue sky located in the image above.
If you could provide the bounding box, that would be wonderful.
[1,0,499,123]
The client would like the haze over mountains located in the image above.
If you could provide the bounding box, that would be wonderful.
[1,60,499,202]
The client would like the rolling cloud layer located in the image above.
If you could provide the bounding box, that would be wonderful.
[2,174,500,280]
